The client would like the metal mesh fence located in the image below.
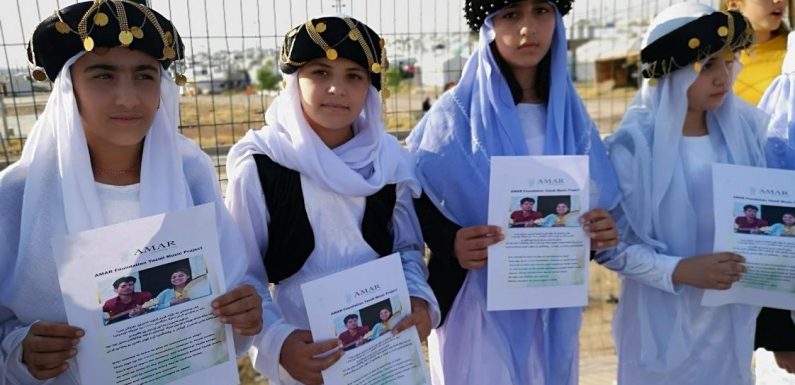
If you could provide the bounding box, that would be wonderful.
[1,1,728,383]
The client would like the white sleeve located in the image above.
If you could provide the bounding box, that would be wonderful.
[392,183,441,329]
[224,157,297,384]
[595,204,684,294]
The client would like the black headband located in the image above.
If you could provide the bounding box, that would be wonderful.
[640,10,753,79]
[27,0,185,83]
[464,0,573,32]
[280,16,387,91]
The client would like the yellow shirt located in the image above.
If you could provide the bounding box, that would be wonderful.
[735,34,787,106]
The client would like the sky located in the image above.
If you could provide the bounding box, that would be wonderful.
[1,0,722,71]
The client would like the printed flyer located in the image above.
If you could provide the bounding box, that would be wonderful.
[301,254,430,385]
[51,203,238,385]
[487,155,590,311]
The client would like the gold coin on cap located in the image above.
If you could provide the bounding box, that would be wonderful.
[718,26,729,37]
[694,61,702,73]
[32,68,47,82]
[371,63,382,73]
[349,30,359,41]
[326,48,338,60]
[55,21,71,34]
[175,74,188,86]
[164,31,174,45]
[688,38,700,49]
[316,22,327,33]
[119,30,134,46]
[83,36,95,51]
[163,46,176,60]
[131,26,144,39]
[93,12,109,26]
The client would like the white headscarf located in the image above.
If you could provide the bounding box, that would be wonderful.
[605,2,767,373]
[226,73,419,197]
[18,52,193,234]
[759,31,795,169]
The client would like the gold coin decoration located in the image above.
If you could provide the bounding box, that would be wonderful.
[93,12,109,26]
[55,21,71,34]
[688,38,700,49]
[32,68,47,81]
[381,88,391,99]
[175,74,187,86]
[326,48,338,60]
[83,36,95,51]
[718,26,729,37]
[164,31,174,45]
[648,78,658,87]
[371,63,382,73]
[316,22,327,33]
[694,61,702,73]
[131,26,144,39]
[119,30,134,46]
[163,46,176,59]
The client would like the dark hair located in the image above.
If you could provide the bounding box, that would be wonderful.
[171,267,192,287]
[489,41,551,105]
[520,197,535,205]
[344,314,359,323]
[113,276,136,289]
[743,205,759,212]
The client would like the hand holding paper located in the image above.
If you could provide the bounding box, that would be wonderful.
[580,208,619,250]
[279,330,343,385]
[673,252,746,290]
[391,297,432,341]
[453,225,504,270]
[211,284,262,335]
[22,322,84,380]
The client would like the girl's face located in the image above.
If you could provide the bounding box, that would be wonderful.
[727,0,786,36]
[491,0,556,72]
[298,57,370,145]
[71,47,161,151]
[783,213,795,225]
[556,203,569,215]
[171,271,189,287]
[379,308,391,321]
[687,49,734,113]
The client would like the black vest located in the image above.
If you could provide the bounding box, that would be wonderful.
[253,154,396,284]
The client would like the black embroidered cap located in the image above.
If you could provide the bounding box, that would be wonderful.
[280,16,387,92]
[464,0,573,32]
[27,0,186,84]
[640,10,753,79]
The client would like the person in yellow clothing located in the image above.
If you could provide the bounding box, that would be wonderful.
[723,0,789,105]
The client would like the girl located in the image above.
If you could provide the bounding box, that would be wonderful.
[723,0,789,105]
[0,1,263,384]
[224,16,440,385]
[754,30,795,380]
[154,268,193,310]
[602,3,764,384]
[407,0,621,384]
